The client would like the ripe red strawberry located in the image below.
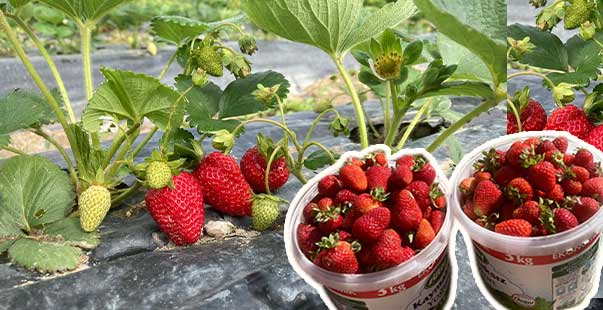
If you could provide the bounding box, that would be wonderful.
[459,177,477,197]
[412,157,436,184]
[585,125,603,151]
[352,207,391,244]
[564,154,575,166]
[506,177,533,205]
[366,165,392,192]
[433,195,446,209]
[316,207,343,234]
[365,152,388,168]
[315,235,359,274]
[429,210,445,234]
[545,105,594,139]
[396,155,415,168]
[553,137,569,153]
[500,201,516,221]
[536,140,558,154]
[349,158,365,168]
[341,207,360,230]
[413,219,436,249]
[194,152,253,216]
[240,146,289,193]
[574,149,595,171]
[472,180,503,217]
[340,163,368,192]
[561,179,582,195]
[317,197,334,212]
[574,197,600,223]
[475,171,492,183]
[335,189,357,206]
[506,141,529,167]
[389,165,413,190]
[297,223,322,257]
[493,165,522,187]
[524,137,542,148]
[145,172,204,246]
[495,219,532,237]
[554,208,578,232]
[463,201,478,220]
[371,229,413,270]
[318,175,343,198]
[528,161,557,192]
[303,202,318,223]
[513,200,540,225]
[507,99,547,134]
[391,190,422,232]
[546,184,564,202]
[406,181,431,210]
[353,193,381,214]
[572,166,590,183]
[582,177,603,202]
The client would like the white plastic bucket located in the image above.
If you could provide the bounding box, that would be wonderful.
[285,145,458,310]
[449,131,603,310]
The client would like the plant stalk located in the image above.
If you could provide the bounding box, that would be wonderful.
[396,99,433,149]
[384,82,402,146]
[333,55,368,148]
[80,24,101,149]
[427,96,501,152]
[10,14,76,123]
[158,51,177,80]
[131,127,158,159]
[111,181,142,207]
[1,146,26,156]
[32,129,78,185]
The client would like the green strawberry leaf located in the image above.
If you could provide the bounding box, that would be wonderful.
[507,24,568,72]
[0,239,16,254]
[241,0,416,55]
[150,16,209,45]
[565,33,603,76]
[304,149,339,171]
[43,218,100,250]
[8,0,31,8]
[417,81,494,100]
[175,75,222,118]
[546,72,592,88]
[37,0,129,23]
[0,192,23,239]
[437,34,492,83]
[414,0,506,85]
[0,89,58,146]
[83,68,184,132]
[8,238,83,273]
[444,134,464,164]
[0,156,75,232]
[220,71,290,118]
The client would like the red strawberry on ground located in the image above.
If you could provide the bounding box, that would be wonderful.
[495,219,532,237]
[145,172,204,246]
[389,165,413,190]
[528,161,557,192]
[340,163,368,192]
[429,210,445,234]
[505,177,533,205]
[318,175,343,198]
[545,105,594,139]
[585,125,603,152]
[507,99,547,134]
[366,165,392,192]
[391,190,422,232]
[194,152,253,216]
[371,229,414,270]
[574,197,600,223]
[513,200,540,225]
[472,180,503,217]
[240,146,289,193]
[554,208,578,232]
[314,234,359,274]
[352,207,391,244]
[413,219,436,249]
[406,181,431,210]
[582,177,603,202]
[297,223,322,257]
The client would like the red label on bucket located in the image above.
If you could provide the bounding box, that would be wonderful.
[474,233,599,266]
[328,249,447,299]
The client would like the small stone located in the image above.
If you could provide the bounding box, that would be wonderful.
[205,221,235,239]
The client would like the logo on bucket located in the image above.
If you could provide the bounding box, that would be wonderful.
[511,294,536,307]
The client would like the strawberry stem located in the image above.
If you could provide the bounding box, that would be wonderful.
[333,55,369,148]
[507,98,523,132]
[396,97,433,149]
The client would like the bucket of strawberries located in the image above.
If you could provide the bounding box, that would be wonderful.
[450,131,603,310]
[284,145,457,309]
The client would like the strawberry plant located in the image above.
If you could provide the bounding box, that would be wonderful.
[241,0,507,155]
[507,0,603,151]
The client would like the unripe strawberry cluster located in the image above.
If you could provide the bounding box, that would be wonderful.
[297,153,446,274]
[459,136,602,237]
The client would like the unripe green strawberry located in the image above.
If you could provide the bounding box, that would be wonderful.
[564,0,596,30]
[192,46,223,77]
[251,195,281,231]
[79,185,111,232]
[146,161,172,189]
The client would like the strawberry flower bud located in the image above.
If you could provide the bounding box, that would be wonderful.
[507,37,535,61]
[211,130,235,152]
[252,83,280,106]
[238,34,258,55]
[536,2,565,31]
[222,49,252,79]
[192,68,208,87]
[329,116,350,137]
[580,21,596,40]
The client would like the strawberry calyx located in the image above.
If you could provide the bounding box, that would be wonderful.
[314,206,342,223]
[411,155,427,172]
[538,198,557,234]
[519,145,544,168]
[474,148,503,173]
[370,187,390,202]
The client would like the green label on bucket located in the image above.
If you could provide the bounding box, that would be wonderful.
[472,235,600,310]
[325,249,451,310]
